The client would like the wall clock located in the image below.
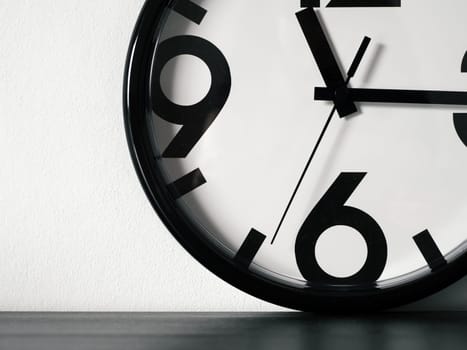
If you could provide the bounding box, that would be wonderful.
[124,0,467,311]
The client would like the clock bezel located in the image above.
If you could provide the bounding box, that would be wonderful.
[123,0,467,311]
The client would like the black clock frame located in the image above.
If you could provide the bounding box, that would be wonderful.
[123,0,467,311]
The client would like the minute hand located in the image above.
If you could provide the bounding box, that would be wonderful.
[315,87,467,107]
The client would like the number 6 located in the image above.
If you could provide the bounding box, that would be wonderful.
[295,173,388,285]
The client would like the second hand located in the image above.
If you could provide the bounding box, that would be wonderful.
[271,36,371,245]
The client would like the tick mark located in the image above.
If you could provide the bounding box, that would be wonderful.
[413,230,447,271]
[170,0,207,25]
[234,229,267,269]
[167,169,206,199]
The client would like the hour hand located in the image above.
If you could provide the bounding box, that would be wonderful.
[296,8,357,117]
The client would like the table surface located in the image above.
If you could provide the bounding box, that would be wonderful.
[0,312,465,350]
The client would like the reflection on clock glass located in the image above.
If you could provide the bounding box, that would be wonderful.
[145,0,467,289]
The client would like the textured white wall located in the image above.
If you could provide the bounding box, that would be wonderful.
[0,0,465,312]
[0,0,280,311]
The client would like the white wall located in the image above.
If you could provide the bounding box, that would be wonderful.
[0,0,280,311]
[0,0,465,312]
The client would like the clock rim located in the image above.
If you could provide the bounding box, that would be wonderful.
[123,0,467,311]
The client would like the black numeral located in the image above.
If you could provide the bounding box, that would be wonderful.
[152,36,231,158]
[295,173,387,284]
[301,0,320,7]
[453,51,467,146]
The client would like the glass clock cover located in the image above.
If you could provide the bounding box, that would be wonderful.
[124,0,467,311]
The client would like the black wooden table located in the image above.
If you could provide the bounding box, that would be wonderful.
[0,312,465,349]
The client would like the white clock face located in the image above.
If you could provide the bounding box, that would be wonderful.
[130,0,467,301]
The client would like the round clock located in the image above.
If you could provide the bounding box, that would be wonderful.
[124,0,467,311]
